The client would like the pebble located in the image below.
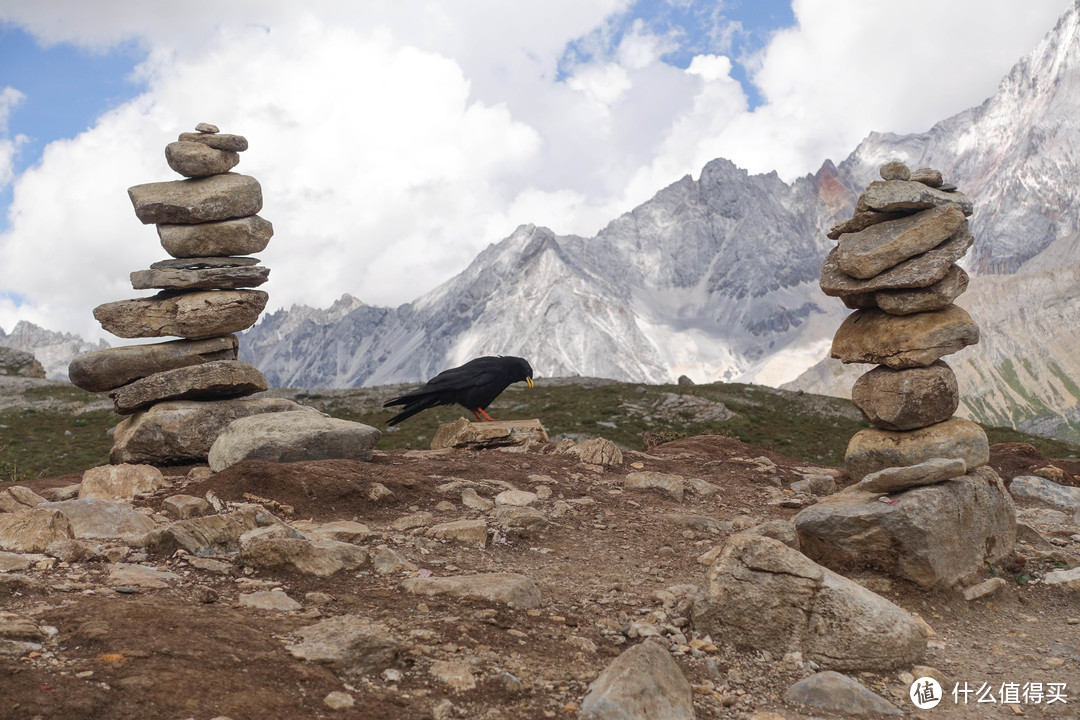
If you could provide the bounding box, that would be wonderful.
[323,691,354,710]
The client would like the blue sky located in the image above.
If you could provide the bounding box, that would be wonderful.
[0,0,1070,342]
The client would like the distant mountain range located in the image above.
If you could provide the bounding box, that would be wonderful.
[14,1,1080,444]
[0,321,108,381]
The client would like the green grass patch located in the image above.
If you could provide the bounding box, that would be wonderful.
[0,407,115,480]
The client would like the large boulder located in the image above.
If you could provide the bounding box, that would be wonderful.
[844,417,988,481]
[127,173,261,224]
[794,467,1016,588]
[831,305,979,369]
[208,412,381,472]
[93,290,268,340]
[157,215,273,258]
[851,361,958,431]
[835,205,966,280]
[110,397,317,465]
[692,534,927,670]
[579,640,694,720]
[67,336,239,392]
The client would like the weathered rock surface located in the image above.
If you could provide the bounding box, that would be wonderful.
[67,336,239,392]
[624,471,685,501]
[851,361,958,431]
[0,346,45,378]
[783,671,901,716]
[844,418,989,481]
[835,205,966,280]
[831,305,979,369]
[1009,475,1080,513]
[692,534,927,670]
[161,495,212,520]
[207,412,381,471]
[110,397,316,465]
[0,486,47,514]
[240,536,370,577]
[79,464,167,501]
[561,437,624,466]
[795,467,1015,587]
[130,265,269,291]
[285,615,399,677]
[855,180,973,216]
[874,264,969,315]
[93,290,268,340]
[400,573,541,609]
[0,508,74,552]
[820,228,974,297]
[157,215,273,258]
[137,507,266,555]
[425,519,488,548]
[430,418,549,450]
[128,173,262,224]
[854,457,967,494]
[109,563,179,589]
[151,256,260,270]
[579,640,695,720]
[110,360,267,414]
[178,131,249,152]
[39,499,158,541]
[164,141,240,178]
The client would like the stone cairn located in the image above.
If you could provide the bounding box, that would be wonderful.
[68,123,309,465]
[793,161,1016,588]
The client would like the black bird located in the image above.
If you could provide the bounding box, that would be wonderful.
[383,356,534,425]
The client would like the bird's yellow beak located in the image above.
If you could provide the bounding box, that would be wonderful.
[526,377,534,388]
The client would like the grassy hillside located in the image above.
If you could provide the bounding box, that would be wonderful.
[3,377,1077,481]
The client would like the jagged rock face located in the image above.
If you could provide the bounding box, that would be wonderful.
[0,321,109,381]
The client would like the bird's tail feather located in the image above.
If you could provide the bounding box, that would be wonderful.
[386,397,439,426]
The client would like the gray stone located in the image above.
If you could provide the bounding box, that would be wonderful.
[110,360,267,414]
[492,506,549,536]
[0,612,45,641]
[580,640,695,720]
[239,588,302,611]
[40,498,158,541]
[130,265,269,291]
[910,168,944,187]
[963,577,1008,601]
[562,437,623,466]
[111,397,315,465]
[692,534,927,670]
[161,494,213,519]
[879,161,911,181]
[856,179,973,216]
[424,519,488,548]
[624,471,684,501]
[178,131,248,152]
[285,615,400,677]
[164,141,240,178]
[207,412,381,471]
[79,464,167,501]
[836,205,966,279]
[461,488,493,511]
[0,346,45,378]
[783,671,901,715]
[827,209,908,240]
[400,573,541,609]
[372,548,418,575]
[194,123,219,133]
[855,457,967,494]
[0,508,74,552]
[94,290,268,340]
[851,361,959,430]
[795,467,1016,588]
[108,563,179,589]
[831,305,979,369]
[292,520,374,544]
[494,489,538,507]
[0,486,47,513]
[158,215,273,258]
[875,265,968,315]
[240,536,370,577]
[68,336,238,392]
[151,256,260,269]
[128,173,261,224]
[430,418,549,450]
[845,418,988,481]
[1009,475,1080,513]
[820,227,974,297]
[742,520,801,550]
[136,506,266,555]
[0,551,33,572]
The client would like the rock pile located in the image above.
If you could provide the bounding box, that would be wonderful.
[797,162,1015,587]
[68,124,311,465]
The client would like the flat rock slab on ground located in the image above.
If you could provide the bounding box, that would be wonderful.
[400,573,541,610]
[284,615,400,678]
[1009,475,1080,513]
[158,215,272,258]
[110,397,317,465]
[109,360,267,414]
[128,173,262,224]
[795,466,1016,588]
[208,412,381,471]
[93,290,268,340]
[67,336,238,392]
[430,418,549,450]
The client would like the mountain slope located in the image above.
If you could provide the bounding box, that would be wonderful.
[0,321,108,381]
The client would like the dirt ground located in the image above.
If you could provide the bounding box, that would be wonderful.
[2,435,1079,720]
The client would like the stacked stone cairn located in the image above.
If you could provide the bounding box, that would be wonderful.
[793,161,1016,588]
[68,124,312,466]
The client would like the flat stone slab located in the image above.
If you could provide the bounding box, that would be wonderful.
[164,141,239,178]
[128,173,261,224]
[831,305,979,369]
[399,573,541,609]
[68,336,238,392]
[284,615,399,678]
[845,418,989,482]
[783,671,901,716]
[852,361,958,431]
[795,467,1015,588]
[158,215,273,258]
[80,464,167,501]
[820,227,973,298]
[836,205,967,280]
[854,457,967,494]
[1009,475,1080,513]
[208,412,381,471]
[39,498,158,541]
[178,131,248,152]
[151,256,260,269]
[111,398,317,465]
[430,418,549,450]
[856,179,973,216]
[94,290,268,340]
[874,265,969,315]
[130,265,269,291]
[110,360,267,414]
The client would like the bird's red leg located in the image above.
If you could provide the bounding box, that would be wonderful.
[475,408,496,422]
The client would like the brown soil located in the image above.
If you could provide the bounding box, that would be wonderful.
[3,437,1079,720]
